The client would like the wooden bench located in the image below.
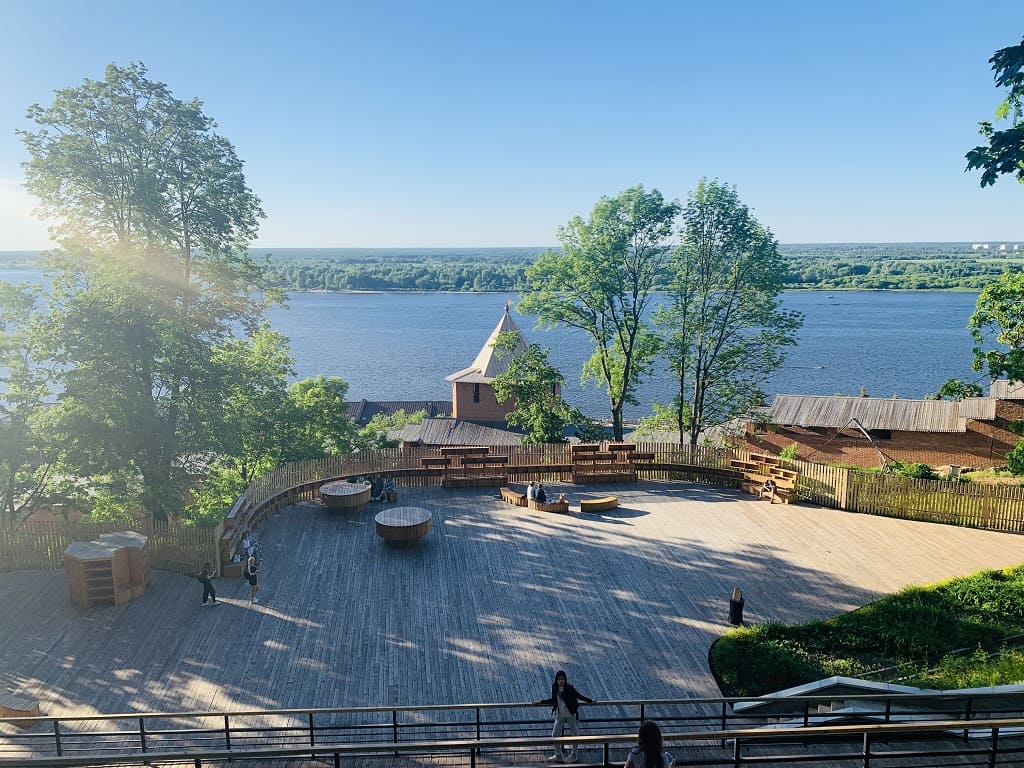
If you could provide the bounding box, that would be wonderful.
[629,452,656,464]
[528,499,570,513]
[501,487,527,506]
[421,457,452,469]
[580,496,618,513]
[571,471,637,484]
[733,454,798,504]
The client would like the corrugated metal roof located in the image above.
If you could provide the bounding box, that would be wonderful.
[767,394,997,433]
[990,379,1024,399]
[958,398,998,420]
[390,418,524,446]
[445,305,526,383]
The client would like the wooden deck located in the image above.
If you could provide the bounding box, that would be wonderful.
[2,479,1024,727]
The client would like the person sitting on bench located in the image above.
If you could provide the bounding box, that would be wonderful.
[759,478,777,502]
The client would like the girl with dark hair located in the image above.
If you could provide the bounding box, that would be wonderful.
[624,720,675,768]
[534,670,596,763]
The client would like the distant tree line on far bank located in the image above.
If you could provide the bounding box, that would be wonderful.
[248,242,1023,293]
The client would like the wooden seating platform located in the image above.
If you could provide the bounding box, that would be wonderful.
[500,487,527,506]
[570,441,638,484]
[0,693,40,720]
[443,453,509,489]
[580,496,618,513]
[730,453,798,504]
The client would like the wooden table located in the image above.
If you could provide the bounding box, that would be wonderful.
[319,481,372,513]
[375,506,432,547]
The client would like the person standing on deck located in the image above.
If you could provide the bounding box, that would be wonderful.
[534,670,597,763]
[198,561,219,606]
[245,556,260,603]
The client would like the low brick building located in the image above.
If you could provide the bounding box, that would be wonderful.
[747,382,1024,470]
[446,304,558,424]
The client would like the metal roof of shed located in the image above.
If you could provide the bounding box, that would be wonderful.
[768,395,998,433]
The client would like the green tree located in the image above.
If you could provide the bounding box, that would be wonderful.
[0,282,58,527]
[931,379,985,400]
[353,408,426,451]
[285,375,357,459]
[968,270,1024,382]
[519,185,678,440]
[21,63,269,520]
[209,328,295,483]
[966,36,1024,186]
[656,180,802,446]
[491,331,580,444]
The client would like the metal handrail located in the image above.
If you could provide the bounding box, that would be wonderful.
[3,718,1024,768]
[3,691,1024,760]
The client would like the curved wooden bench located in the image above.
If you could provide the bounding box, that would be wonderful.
[580,496,618,513]
[528,499,570,513]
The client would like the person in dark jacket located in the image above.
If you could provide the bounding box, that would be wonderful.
[534,670,597,763]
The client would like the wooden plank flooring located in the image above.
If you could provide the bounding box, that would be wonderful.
[2,480,1024,742]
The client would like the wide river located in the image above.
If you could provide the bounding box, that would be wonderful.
[0,269,983,420]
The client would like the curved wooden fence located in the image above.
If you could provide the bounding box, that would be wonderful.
[4,443,1024,576]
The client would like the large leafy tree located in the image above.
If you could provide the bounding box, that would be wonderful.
[491,331,580,444]
[519,185,678,440]
[20,62,268,520]
[966,36,1024,186]
[656,180,801,446]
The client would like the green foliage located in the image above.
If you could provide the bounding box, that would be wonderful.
[635,402,686,441]
[285,375,357,459]
[656,179,802,446]
[353,409,426,451]
[82,490,143,524]
[20,62,270,521]
[968,269,1024,382]
[931,379,984,400]
[966,36,1024,187]
[183,463,248,527]
[1007,438,1024,475]
[0,280,58,526]
[779,443,800,460]
[492,332,580,444]
[519,184,678,440]
[903,646,1024,690]
[887,461,937,480]
[710,566,1024,697]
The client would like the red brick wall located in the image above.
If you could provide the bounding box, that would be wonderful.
[747,424,1018,471]
[450,381,514,422]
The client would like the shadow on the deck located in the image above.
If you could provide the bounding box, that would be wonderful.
[2,479,1023,726]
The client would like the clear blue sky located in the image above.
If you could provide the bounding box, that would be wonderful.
[1,0,1022,248]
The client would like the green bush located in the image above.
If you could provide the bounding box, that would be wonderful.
[779,443,799,460]
[709,565,1024,697]
[1007,438,1024,475]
